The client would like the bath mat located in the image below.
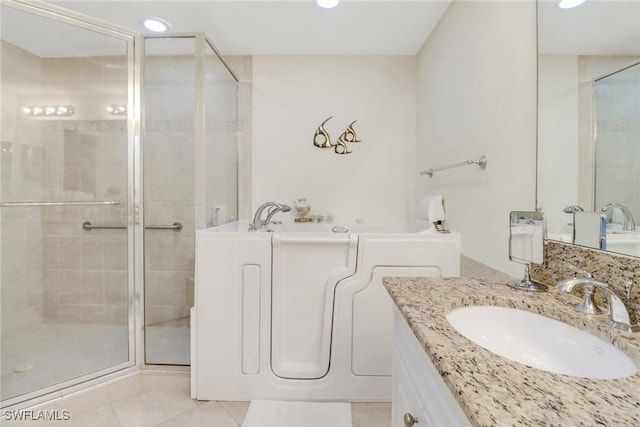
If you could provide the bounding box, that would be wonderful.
[242,400,351,427]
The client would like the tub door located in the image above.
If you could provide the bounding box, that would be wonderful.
[271,233,357,379]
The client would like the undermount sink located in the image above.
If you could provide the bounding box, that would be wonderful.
[446,306,638,379]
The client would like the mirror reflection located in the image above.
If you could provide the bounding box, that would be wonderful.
[536,0,640,257]
[509,211,546,265]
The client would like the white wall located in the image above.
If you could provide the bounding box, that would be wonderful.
[251,56,416,224]
[415,1,537,276]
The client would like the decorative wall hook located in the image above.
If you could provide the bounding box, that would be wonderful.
[313,116,334,148]
[339,120,361,143]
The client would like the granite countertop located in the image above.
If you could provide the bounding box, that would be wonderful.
[383,277,640,426]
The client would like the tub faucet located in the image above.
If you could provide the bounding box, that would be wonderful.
[556,266,639,333]
[601,203,636,231]
[249,202,291,231]
[264,203,291,225]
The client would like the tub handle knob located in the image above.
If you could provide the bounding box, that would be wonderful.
[332,225,349,233]
[403,412,418,427]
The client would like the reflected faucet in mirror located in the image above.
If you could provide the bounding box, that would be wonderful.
[601,203,636,232]
[563,205,583,214]
[507,211,547,292]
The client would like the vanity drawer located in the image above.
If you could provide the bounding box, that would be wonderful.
[392,308,471,427]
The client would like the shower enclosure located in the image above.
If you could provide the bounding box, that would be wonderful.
[1,0,238,407]
[593,61,640,221]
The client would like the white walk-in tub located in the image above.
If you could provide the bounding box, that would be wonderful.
[191,220,460,401]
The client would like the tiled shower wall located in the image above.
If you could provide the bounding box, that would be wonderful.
[1,39,129,327]
[143,49,240,329]
[144,54,197,328]
[1,41,46,340]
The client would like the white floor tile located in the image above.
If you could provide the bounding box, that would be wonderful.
[4,373,391,427]
[351,402,391,427]
[111,390,197,427]
[44,404,119,427]
[155,401,239,427]
[217,401,249,425]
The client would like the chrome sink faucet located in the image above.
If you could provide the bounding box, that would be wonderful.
[249,202,291,231]
[556,265,639,333]
[601,202,636,231]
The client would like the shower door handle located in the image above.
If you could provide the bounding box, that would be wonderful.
[145,222,183,232]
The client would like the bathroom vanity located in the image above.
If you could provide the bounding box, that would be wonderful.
[385,277,640,426]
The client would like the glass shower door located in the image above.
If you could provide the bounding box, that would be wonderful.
[143,37,196,365]
[143,34,238,365]
[0,3,134,405]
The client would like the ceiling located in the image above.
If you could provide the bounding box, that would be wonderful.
[2,0,639,58]
[42,0,452,56]
[537,0,640,55]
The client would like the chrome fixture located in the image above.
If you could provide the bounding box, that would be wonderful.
[83,221,182,231]
[83,221,126,231]
[601,203,636,231]
[420,155,487,178]
[563,205,584,213]
[264,204,291,225]
[556,265,639,333]
[507,210,548,292]
[249,202,291,231]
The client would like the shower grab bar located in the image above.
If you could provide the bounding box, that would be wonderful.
[145,222,183,232]
[82,221,183,232]
[420,155,487,178]
[83,221,127,231]
[1,200,120,207]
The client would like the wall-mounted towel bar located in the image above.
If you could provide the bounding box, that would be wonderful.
[420,155,487,178]
[82,221,183,231]
[1,200,120,207]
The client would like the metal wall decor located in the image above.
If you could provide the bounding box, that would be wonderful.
[313,116,334,148]
[312,117,362,155]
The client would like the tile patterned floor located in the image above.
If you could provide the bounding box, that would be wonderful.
[2,373,391,427]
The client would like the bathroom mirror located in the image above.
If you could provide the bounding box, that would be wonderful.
[508,211,547,292]
[536,0,640,257]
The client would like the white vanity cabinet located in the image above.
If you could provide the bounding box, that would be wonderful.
[392,308,471,427]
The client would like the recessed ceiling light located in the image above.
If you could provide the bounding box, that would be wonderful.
[143,17,172,33]
[559,0,587,9]
[316,0,340,9]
